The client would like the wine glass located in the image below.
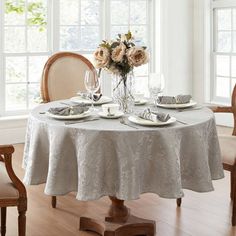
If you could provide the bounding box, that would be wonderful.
[84,70,100,111]
[148,73,165,105]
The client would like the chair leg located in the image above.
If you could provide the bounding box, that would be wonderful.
[231,171,234,200]
[52,196,57,208]
[18,210,26,236]
[232,167,236,226]
[1,207,6,236]
[176,198,182,207]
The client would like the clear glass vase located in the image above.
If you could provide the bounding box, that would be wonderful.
[112,72,134,113]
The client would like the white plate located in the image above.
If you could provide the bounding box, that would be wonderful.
[70,96,112,105]
[134,99,148,105]
[128,116,176,126]
[156,100,197,109]
[46,111,91,120]
[98,111,124,119]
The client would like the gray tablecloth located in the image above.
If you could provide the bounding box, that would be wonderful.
[23,101,224,200]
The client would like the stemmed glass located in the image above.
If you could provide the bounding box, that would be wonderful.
[148,73,165,105]
[84,70,100,111]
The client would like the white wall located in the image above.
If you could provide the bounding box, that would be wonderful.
[161,0,194,96]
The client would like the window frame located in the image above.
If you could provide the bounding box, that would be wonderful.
[211,0,236,104]
[0,0,156,117]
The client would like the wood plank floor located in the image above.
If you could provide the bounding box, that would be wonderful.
[2,126,236,236]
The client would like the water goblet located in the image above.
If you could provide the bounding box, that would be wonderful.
[84,70,100,111]
[148,73,165,105]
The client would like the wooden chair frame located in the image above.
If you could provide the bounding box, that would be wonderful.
[0,145,27,236]
[41,52,96,103]
[40,52,96,208]
[211,84,236,226]
[177,85,236,226]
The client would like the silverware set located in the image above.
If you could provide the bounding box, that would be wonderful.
[119,117,139,129]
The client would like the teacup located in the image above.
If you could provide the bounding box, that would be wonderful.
[134,93,144,103]
[102,104,119,116]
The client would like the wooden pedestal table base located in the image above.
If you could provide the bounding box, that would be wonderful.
[80,196,156,236]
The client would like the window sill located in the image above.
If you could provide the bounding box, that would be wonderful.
[0,115,28,129]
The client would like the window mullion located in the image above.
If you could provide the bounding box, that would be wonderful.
[52,0,59,53]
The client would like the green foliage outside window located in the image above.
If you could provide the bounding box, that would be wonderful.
[5,0,46,31]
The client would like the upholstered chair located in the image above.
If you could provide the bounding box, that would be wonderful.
[211,84,236,226]
[41,52,96,103]
[0,145,27,236]
[40,52,96,208]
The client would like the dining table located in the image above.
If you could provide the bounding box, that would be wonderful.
[23,100,224,236]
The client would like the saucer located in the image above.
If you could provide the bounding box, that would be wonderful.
[98,111,124,119]
[134,99,148,105]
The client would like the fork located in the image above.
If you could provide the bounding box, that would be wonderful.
[119,117,139,129]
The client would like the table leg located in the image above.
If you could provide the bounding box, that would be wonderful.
[80,196,156,236]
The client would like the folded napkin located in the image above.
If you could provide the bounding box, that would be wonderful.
[48,104,89,116]
[138,108,171,122]
[157,95,192,104]
[77,92,102,102]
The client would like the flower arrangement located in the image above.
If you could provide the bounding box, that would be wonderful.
[93,31,149,113]
[93,31,149,76]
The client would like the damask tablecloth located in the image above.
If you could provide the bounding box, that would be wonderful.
[23,101,224,200]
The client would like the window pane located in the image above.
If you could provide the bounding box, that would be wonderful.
[233,32,236,52]
[216,77,230,98]
[4,0,25,25]
[81,26,99,50]
[81,0,100,25]
[111,1,129,25]
[130,0,147,24]
[4,27,26,53]
[111,26,129,39]
[217,9,231,31]
[216,55,230,77]
[27,0,47,27]
[233,9,236,30]
[130,26,147,45]
[28,83,41,108]
[60,26,79,50]
[29,56,48,82]
[217,31,231,52]
[6,84,27,110]
[27,27,47,52]
[232,56,236,77]
[60,0,79,25]
[6,57,27,83]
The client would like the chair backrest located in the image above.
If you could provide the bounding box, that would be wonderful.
[232,84,236,136]
[41,52,95,103]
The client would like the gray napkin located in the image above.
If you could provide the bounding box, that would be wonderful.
[48,104,89,116]
[77,92,102,102]
[138,108,171,122]
[157,95,192,104]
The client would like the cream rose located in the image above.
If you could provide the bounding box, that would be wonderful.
[111,43,126,62]
[126,47,149,67]
[93,47,110,68]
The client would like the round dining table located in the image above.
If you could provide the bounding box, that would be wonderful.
[23,100,224,236]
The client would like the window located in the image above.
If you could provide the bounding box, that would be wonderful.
[0,0,155,116]
[212,0,236,104]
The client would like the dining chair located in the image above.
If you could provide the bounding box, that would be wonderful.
[41,52,96,103]
[41,52,96,208]
[0,145,27,236]
[211,83,236,226]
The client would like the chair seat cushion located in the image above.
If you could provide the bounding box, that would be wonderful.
[219,135,236,165]
[0,162,19,199]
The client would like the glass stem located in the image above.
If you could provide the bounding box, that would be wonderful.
[91,91,94,109]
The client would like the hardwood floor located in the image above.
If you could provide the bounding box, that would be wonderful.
[2,127,236,236]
